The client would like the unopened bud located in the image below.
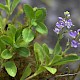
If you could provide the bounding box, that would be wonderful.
[64,11,70,18]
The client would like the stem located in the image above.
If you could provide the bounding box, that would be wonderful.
[25,74,36,80]
[55,73,78,78]
[62,46,71,55]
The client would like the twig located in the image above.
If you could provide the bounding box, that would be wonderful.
[55,73,78,78]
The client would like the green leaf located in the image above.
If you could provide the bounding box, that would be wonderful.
[54,54,80,65]
[0,16,3,29]
[0,39,6,52]
[1,49,13,59]
[11,0,21,14]
[17,47,30,57]
[42,43,50,65]
[49,55,62,66]
[53,40,62,55]
[36,22,48,34]
[23,4,34,19]
[4,61,17,77]
[0,35,13,46]
[44,66,57,74]
[20,64,31,80]
[35,8,46,22]
[22,28,34,43]
[34,43,44,64]
[35,66,45,76]
[15,28,23,41]
[7,24,16,43]
[0,3,9,14]
[34,43,39,68]
[6,0,11,11]
[16,39,28,48]
[42,43,49,56]
[31,19,37,26]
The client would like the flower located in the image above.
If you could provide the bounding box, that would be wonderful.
[77,29,80,34]
[65,19,73,29]
[56,17,65,29]
[53,28,60,34]
[56,21,65,29]
[69,30,77,38]
[71,40,78,48]
[58,17,63,21]
[54,11,74,34]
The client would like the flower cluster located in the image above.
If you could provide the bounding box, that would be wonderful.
[54,11,80,48]
[53,11,73,34]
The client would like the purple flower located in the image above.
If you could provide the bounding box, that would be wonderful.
[53,28,60,34]
[69,30,77,38]
[65,19,73,29]
[71,40,78,48]
[56,21,65,29]
[56,17,65,29]
[58,17,63,21]
[77,29,80,34]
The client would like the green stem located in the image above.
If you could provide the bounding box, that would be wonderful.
[25,74,36,80]
[62,46,71,55]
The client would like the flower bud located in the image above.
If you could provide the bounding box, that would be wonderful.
[64,11,70,18]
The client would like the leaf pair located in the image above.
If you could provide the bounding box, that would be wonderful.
[23,4,48,35]
[23,4,46,21]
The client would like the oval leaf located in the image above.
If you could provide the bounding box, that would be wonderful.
[0,39,6,52]
[23,4,34,19]
[4,61,17,77]
[1,49,13,59]
[35,8,46,22]
[36,22,48,34]
[17,47,30,57]
[0,35,13,46]
[22,28,34,43]
[7,24,16,42]
[44,66,57,74]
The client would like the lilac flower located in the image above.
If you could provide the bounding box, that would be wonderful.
[65,19,73,29]
[56,21,65,29]
[69,30,77,38]
[53,28,60,34]
[58,17,63,21]
[71,40,78,48]
[77,29,80,34]
[54,11,74,35]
